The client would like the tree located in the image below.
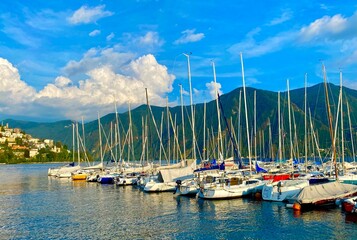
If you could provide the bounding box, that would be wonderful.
[15,137,23,145]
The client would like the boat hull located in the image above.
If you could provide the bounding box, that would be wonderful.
[197,180,264,200]
[262,180,309,202]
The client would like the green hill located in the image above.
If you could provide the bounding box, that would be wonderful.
[3,82,357,161]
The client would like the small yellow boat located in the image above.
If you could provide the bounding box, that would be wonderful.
[72,172,88,181]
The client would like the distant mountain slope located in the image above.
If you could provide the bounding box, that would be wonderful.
[3,83,357,160]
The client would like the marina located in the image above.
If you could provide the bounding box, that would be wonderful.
[1,1,357,239]
[1,164,357,239]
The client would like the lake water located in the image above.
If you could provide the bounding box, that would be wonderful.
[1,164,356,240]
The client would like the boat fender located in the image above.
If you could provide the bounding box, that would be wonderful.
[293,203,301,211]
[286,203,294,208]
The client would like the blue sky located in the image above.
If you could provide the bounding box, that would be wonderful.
[0,0,356,121]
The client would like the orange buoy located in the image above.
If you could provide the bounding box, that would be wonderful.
[293,202,301,211]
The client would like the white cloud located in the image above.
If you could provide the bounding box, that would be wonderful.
[106,32,115,41]
[0,55,175,120]
[174,29,205,44]
[54,76,72,87]
[246,77,261,86]
[299,14,348,42]
[120,31,164,52]
[229,11,357,58]
[0,58,36,115]
[139,31,163,46]
[206,81,222,99]
[0,13,42,48]
[25,9,68,32]
[63,47,135,77]
[68,5,114,25]
[344,79,357,90]
[228,32,295,58]
[268,10,293,26]
[89,29,101,37]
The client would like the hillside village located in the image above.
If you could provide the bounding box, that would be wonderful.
[0,123,69,164]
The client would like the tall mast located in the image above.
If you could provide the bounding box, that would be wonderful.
[287,79,294,172]
[304,74,308,172]
[98,112,103,167]
[179,84,186,160]
[212,61,224,160]
[203,101,206,160]
[322,63,337,180]
[268,118,273,160]
[183,53,196,160]
[340,71,345,173]
[278,91,282,166]
[81,116,86,155]
[72,123,75,164]
[114,101,122,164]
[76,122,80,166]
[240,52,252,172]
[159,111,164,166]
[166,97,171,164]
[347,101,356,162]
[254,90,257,162]
[129,103,135,162]
[238,90,242,159]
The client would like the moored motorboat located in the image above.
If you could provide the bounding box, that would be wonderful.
[289,181,357,210]
[97,173,119,184]
[115,172,140,186]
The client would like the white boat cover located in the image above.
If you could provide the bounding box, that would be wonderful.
[293,181,357,204]
[159,161,196,182]
[82,163,104,170]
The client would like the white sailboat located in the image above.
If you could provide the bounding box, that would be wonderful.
[262,180,309,202]
[197,175,264,199]
[143,160,195,192]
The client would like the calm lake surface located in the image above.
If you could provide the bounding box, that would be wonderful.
[1,164,356,240]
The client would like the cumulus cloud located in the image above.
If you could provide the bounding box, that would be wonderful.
[54,76,72,87]
[68,5,114,25]
[0,55,175,120]
[299,14,348,42]
[63,47,135,77]
[0,58,36,114]
[40,54,175,119]
[62,31,165,80]
[206,81,222,99]
[174,29,205,44]
[89,29,101,37]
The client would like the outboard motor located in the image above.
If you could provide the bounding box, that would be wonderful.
[174,180,182,194]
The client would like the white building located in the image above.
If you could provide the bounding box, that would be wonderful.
[29,149,39,158]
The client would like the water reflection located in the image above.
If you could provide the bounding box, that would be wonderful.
[1,164,357,240]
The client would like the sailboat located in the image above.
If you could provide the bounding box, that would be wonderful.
[49,123,82,178]
[262,180,309,202]
[289,64,357,210]
[197,53,265,199]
